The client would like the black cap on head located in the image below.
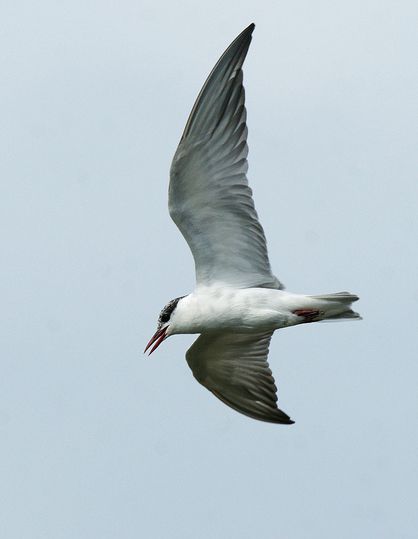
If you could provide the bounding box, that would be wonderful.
[158,296,185,327]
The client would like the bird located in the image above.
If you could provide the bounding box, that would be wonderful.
[145,23,360,424]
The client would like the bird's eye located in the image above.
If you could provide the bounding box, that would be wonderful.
[160,312,169,323]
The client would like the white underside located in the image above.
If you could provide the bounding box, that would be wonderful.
[169,286,351,335]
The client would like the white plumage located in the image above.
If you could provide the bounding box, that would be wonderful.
[145,24,360,424]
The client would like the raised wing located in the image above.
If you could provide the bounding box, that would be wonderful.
[169,24,283,290]
[186,331,294,424]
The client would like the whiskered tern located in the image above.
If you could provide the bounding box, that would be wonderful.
[145,24,360,424]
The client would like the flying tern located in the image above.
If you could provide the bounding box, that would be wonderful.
[145,24,360,424]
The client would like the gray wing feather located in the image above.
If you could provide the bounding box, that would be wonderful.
[169,24,283,289]
[186,331,294,424]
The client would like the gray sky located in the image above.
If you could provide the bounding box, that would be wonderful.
[1,1,417,538]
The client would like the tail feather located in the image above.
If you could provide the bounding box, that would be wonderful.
[320,310,362,321]
[310,291,359,304]
[308,291,360,322]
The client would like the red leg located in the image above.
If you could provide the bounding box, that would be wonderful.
[293,309,321,323]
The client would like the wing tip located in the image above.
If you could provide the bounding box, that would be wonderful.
[210,388,295,425]
[275,410,295,425]
[236,23,255,45]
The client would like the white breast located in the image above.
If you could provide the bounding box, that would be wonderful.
[170,286,301,334]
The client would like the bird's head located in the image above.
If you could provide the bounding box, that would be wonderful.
[144,296,185,355]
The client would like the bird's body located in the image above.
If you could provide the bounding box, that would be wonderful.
[145,24,360,424]
[170,287,357,334]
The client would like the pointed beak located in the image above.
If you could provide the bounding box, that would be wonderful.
[144,326,168,355]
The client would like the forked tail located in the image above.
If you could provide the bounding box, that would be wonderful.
[309,292,361,321]
[293,292,361,323]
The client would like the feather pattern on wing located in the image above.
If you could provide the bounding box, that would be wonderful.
[186,331,293,424]
[169,24,283,289]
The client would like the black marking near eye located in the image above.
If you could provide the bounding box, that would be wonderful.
[158,296,185,327]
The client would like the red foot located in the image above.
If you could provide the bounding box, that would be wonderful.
[293,309,321,323]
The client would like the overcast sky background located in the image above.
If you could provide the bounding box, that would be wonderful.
[1,1,417,538]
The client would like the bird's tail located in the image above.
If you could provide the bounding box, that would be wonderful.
[308,292,361,321]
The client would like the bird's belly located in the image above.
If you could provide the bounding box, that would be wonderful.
[199,309,289,332]
[178,288,294,333]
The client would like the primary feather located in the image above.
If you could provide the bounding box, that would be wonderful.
[169,24,282,290]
